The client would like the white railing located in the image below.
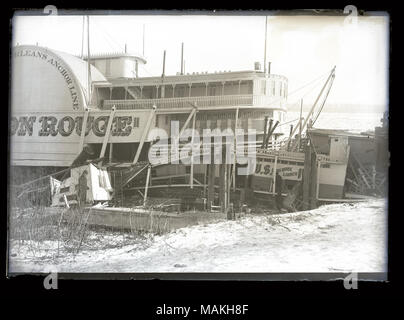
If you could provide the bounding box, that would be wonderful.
[102,94,283,110]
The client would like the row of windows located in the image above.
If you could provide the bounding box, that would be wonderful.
[99,79,287,101]
[261,80,288,98]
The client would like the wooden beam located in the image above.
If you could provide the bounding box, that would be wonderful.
[285,117,302,151]
[227,164,232,218]
[233,107,239,191]
[265,120,279,148]
[77,108,89,155]
[287,124,294,151]
[302,142,311,210]
[298,98,303,150]
[190,111,197,188]
[262,116,268,148]
[63,194,70,208]
[272,155,278,194]
[240,174,248,204]
[264,119,273,148]
[316,160,321,200]
[133,105,157,164]
[119,164,150,191]
[143,165,151,206]
[310,150,318,209]
[219,164,225,210]
[208,162,215,211]
[179,105,197,137]
[125,87,138,99]
[224,164,228,216]
[203,164,207,199]
[109,143,113,162]
[99,106,116,159]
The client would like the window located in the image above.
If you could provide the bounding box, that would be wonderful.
[209,86,217,96]
[133,117,139,127]
[261,80,266,95]
[106,59,111,76]
[177,86,186,97]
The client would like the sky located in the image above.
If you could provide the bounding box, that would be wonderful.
[11,11,389,112]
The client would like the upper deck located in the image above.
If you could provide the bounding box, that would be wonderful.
[92,70,288,112]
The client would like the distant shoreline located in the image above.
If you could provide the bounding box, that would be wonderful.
[287,106,386,114]
[287,109,385,114]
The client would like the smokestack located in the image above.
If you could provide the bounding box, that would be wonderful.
[181,43,184,75]
[162,50,166,78]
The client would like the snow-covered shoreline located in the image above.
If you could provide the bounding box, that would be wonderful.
[9,199,387,274]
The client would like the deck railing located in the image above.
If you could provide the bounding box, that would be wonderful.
[102,94,283,110]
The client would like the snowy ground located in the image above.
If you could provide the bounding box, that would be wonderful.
[9,199,387,273]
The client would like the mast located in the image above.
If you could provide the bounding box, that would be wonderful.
[142,24,145,57]
[161,50,166,98]
[181,42,184,75]
[312,73,336,125]
[298,98,303,150]
[87,15,92,105]
[80,16,85,59]
[264,16,268,75]
[162,50,166,78]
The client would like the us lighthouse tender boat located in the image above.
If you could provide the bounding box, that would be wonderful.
[251,66,351,209]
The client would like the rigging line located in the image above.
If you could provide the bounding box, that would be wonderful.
[95,26,124,55]
[282,83,323,117]
[88,22,117,53]
[277,118,300,127]
[260,69,331,111]
[287,70,331,98]
[94,21,125,52]
[312,75,335,126]
[93,27,120,54]
[91,19,125,53]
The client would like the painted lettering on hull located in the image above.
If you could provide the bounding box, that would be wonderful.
[10,115,139,138]
[14,48,81,109]
[254,159,304,181]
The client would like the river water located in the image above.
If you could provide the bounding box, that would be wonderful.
[285,112,384,134]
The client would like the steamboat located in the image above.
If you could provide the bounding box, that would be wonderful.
[10,18,387,225]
